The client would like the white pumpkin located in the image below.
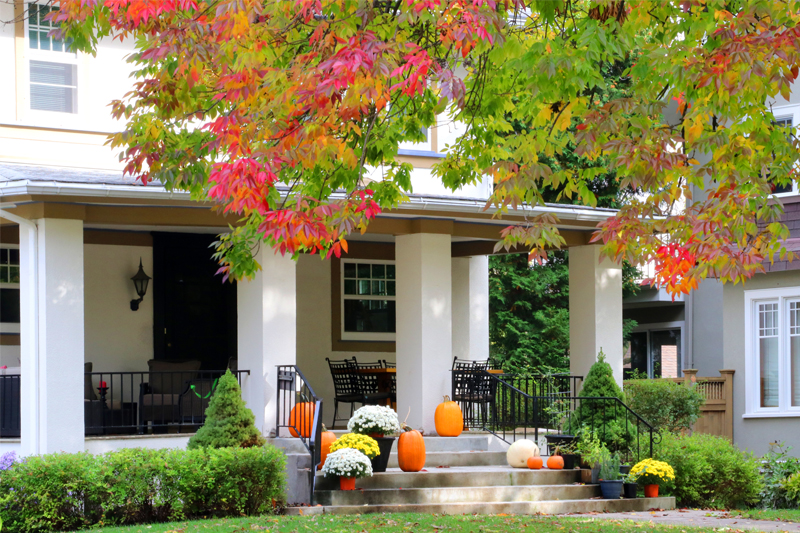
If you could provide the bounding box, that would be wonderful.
[506,439,540,468]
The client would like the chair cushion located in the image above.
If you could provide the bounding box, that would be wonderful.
[84,362,97,401]
[147,359,201,394]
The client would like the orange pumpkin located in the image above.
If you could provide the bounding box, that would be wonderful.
[317,426,337,470]
[546,454,564,470]
[288,402,315,438]
[527,456,543,470]
[434,395,463,437]
[398,426,426,472]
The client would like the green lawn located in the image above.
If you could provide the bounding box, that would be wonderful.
[75,513,738,533]
[728,509,800,523]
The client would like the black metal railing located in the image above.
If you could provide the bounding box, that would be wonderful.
[276,365,323,504]
[83,370,250,435]
[0,374,21,438]
[455,370,656,464]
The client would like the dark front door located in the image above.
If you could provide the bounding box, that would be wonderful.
[153,232,237,369]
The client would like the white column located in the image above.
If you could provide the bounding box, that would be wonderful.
[569,244,623,385]
[396,233,452,433]
[20,218,84,455]
[237,248,296,438]
[452,255,490,361]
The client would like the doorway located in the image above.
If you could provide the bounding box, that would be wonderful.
[152,232,237,369]
[625,325,683,379]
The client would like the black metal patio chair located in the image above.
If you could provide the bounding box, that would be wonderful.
[353,357,394,407]
[451,357,494,429]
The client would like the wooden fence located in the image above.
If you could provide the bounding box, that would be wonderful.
[670,369,735,441]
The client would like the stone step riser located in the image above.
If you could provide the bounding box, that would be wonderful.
[316,484,599,506]
[268,436,494,454]
[386,451,507,468]
[314,469,584,490]
[296,497,676,516]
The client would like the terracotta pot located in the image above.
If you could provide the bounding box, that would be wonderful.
[340,476,356,490]
[644,484,659,498]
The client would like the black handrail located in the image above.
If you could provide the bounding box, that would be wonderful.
[455,370,657,464]
[276,365,323,505]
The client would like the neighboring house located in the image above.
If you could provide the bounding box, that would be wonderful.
[624,93,800,457]
[0,2,627,457]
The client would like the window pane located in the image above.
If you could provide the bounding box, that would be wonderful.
[386,265,395,279]
[39,31,51,51]
[344,279,356,295]
[386,281,395,296]
[358,280,370,295]
[792,336,800,407]
[372,264,385,279]
[0,249,7,263]
[29,29,38,49]
[0,289,20,323]
[8,267,19,284]
[31,61,75,85]
[343,300,396,333]
[0,268,8,284]
[372,280,385,295]
[357,264,371,279]
[758,302,780,408]
[344,263,356,278]
[9,249,18,265]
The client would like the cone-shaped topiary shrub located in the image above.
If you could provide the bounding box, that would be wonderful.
[187,370,265,449]
[568,350,636,454]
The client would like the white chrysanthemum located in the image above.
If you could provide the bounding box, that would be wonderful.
[347,405,401,435]
[321,447,374,478]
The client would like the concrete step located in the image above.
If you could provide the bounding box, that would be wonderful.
[386,450,507,468]
[315,466,584,490]
[268,435,497,454]
[316,483,599,506]
[288,496,676,516]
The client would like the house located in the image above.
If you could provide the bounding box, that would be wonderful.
[0,1,627,457]
[623,93,800,457]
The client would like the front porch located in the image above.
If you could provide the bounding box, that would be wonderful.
[0,180,626,455]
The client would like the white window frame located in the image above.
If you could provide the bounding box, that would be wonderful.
[744,287,800,418]
[25,3,79,115]
[0,244,21,334]
[770,105,799,197]
[340,259,396,342]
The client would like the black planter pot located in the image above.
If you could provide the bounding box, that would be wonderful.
[545,434,576,455]
[619,464,632,476]
[562,454,581,470]
[599,480,624,499]
[623,482,638,498]
[370,437,395,473]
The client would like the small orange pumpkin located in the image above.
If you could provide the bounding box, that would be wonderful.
[317,425,337,470]
[288,402,315,438]
[398,425,426,472]
[435,395,464,437]
[527,456,543,470]
[547,454,564,470]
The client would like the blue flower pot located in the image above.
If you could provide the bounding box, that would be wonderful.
[599,480,624,499]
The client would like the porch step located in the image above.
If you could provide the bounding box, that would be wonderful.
[387,450,507,468]
[315,483,599,506]
[289,496,676,516]
[268,434,502,455]
[315,466,584,490]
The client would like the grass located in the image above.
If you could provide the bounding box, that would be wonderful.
[727,509,800,523]
[74,513,741,533]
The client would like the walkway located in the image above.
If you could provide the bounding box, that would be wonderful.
[567,510,800,532]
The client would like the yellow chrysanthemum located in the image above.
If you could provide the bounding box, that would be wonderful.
[329,433,381,459]
[629,459,675,486]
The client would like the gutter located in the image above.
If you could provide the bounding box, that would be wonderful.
[0,207,39,456]
[0,179,617,224]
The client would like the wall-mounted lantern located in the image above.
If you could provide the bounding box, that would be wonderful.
[130,258,151,311]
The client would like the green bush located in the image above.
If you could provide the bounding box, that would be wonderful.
[655,432,763,509]
[568,351,636,454]
[623,379,705,434]
[0,446,286,533]
[759,442,800,509]
[187,370,265,449]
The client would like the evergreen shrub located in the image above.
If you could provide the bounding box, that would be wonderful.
[624,379,705,434]
[187,369,265,449]
[0,446,286,533]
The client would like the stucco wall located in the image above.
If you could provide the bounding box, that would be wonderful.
[295,255,393,429]
[691,279,725,376]
[723,270,800,457]
[83,243,153,381]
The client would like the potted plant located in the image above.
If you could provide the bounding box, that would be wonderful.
[629,458,675,498]
[347,405,401,473]
[557,440,581,470]
[576,430,607,484]
[543,396,576,454]
[622,473,638,498]
[328,433,381,460]
[321,447,373,490]
[598,450,623,499]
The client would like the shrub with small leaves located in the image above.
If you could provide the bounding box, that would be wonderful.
[759,442,800,509]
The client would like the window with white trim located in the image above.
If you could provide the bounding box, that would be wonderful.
[0,246,21,334]
[27,4,78,114]
[341,260,396,341]
[744,288,800,416]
